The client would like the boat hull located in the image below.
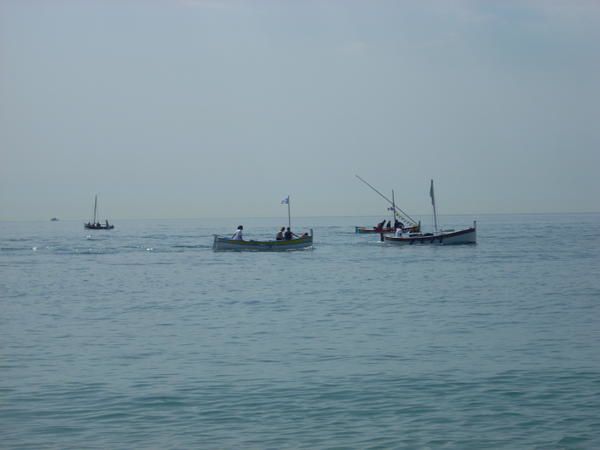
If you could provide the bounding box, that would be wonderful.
[384,226,476,246]
[84,224,114,230]
[355,224,420,234]
[213,232,313,252]
[355,226,395,234]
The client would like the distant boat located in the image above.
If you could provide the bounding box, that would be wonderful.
[354,175,421,234]
[384,180,476,246]
[50,217,59,221]
[84,195,114,230]
[213,230,313,252]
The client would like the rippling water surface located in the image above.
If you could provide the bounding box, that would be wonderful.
[1,214,599,449]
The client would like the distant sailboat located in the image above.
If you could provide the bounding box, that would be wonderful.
[84,195,114,230]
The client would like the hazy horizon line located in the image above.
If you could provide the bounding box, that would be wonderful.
[2,211,599,223]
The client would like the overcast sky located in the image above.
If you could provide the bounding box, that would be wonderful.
[1,0,599,220]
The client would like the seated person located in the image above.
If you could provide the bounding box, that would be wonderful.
[231,225,244,240]
[374,220,386,231]
[276,227,285,240]
[284,227,293,240]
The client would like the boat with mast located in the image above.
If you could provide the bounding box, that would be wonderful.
[213,195,313,251]
[354,175,421,233]
[84,195,114,230]
[384,180,476,245]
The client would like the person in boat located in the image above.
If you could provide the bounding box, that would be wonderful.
[284,227,295,240]
[385,220,391,229]
[394,227,404,237]
[231,225,244,240]
[394,219,404,230]
[105,220,109,227]
[276,227,285,240]
[375,220,386,231]
[300,232,309,238]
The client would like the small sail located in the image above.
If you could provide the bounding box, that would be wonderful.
[430,180,438,233]
[429,180,435,206]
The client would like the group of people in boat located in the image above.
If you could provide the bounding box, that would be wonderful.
[374,219,404,231]
[275,227,296,240]
[86,220,111,229]
[231,225,309,241]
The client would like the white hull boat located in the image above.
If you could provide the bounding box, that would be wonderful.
[384,222,476,246]
[384,180,476,246]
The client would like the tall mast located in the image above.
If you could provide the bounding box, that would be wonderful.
[93,195,98,224]
[391,190,396,224]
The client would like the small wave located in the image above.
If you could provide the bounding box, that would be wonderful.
[0,246,32,252]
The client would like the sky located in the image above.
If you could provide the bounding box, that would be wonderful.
[1,0,599,220]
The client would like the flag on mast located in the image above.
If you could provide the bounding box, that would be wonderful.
[281,196,289,205]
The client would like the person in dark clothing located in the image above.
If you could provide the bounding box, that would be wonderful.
[284,227,293,240]
[375,220,386,231]
[385,220,391,228]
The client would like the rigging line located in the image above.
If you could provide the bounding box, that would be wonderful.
[355,175,418,225]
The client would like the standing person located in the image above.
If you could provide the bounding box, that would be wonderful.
[231,225,244,240]
[276,227,285,240]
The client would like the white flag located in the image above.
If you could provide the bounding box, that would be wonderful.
[281,196,289,205]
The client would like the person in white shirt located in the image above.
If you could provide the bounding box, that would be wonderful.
[276,227,285,240]
[394,227,403,237]
[231,225,244,240]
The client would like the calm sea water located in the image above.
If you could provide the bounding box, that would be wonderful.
[1,214,599,449]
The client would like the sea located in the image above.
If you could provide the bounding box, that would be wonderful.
[1,213,599,449]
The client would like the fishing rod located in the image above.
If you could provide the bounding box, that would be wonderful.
[355,174,418,226]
